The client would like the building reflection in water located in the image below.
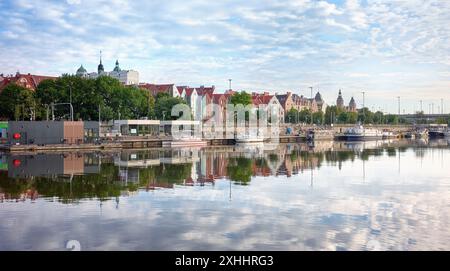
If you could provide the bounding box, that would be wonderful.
[0,139,449,203]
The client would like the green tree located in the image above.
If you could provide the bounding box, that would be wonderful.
[373,111,384,124]
[358,108,374,124]
[436,117,448,125]
[230,91,252,106]
[386,114,399,124]
[298,108,311,123]
[34,75,153,121]
[154,94,187,120]
[312,111,324,125]
[285,108,299,123]
[0,84,37,120]
[324,105,343,125]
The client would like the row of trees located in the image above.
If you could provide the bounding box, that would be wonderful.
[0,75,186,121]
[285,105,409,125]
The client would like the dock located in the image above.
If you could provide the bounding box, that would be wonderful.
[0,136,308,152]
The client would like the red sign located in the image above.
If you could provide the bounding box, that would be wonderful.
[13,159,21,167]
[13,133,21,140]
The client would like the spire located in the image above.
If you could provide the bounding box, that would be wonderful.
[337,89,344,108]
[113,59,121,72]
[97,50,104,74]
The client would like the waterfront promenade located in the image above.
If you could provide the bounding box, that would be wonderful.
[0,124,422,152]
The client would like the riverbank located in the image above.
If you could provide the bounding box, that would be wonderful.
[0,136,306,152]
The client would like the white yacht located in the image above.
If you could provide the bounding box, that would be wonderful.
[444,129,450,138]
[339,124,383,141]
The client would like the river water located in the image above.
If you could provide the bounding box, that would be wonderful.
[1,139,449,250]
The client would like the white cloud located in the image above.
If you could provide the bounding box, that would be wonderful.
[0,0,450,113]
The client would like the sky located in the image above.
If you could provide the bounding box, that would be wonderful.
[0,0,449,114]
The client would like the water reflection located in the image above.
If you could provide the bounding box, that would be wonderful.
[0,139,450,250]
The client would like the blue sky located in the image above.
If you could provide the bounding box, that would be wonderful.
[0,0,449,113]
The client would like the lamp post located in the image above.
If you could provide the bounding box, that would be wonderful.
[51,103,73,121]
[309,86,313,125]
[397,96,400,117]
[362,91,365,124]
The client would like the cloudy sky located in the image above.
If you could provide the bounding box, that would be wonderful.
[0,0,449,113]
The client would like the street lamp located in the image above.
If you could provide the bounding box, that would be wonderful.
[362,91,366,124]
[309,86,313,125]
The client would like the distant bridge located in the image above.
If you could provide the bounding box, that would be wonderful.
[398,114,450,123]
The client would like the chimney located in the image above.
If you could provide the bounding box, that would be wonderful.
[287,91,292,96]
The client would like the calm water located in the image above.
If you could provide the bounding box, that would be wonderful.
[1,139,450,251]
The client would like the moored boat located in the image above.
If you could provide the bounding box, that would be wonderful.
[444,129,450,138]
[415,128,429,139]
[428,128,446,138]
[404,132,415,139]
[382,130,396,139]
[336,124,383,141]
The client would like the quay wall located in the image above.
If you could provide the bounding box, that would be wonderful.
[282,124,413,133]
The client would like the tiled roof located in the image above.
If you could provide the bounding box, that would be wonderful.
[0,73,57,91]
[139,83,174,96]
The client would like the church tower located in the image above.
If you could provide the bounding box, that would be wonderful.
[336,89,344,109]
[113,60,121,72]
[349,97,357,112]
[98,51,104,74]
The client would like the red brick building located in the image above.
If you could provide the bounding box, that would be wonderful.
[0,72,57,92]
[138,83,175,97]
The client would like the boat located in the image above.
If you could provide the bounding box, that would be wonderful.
[404,132,415,139]
[444,129,450,138]
[428,128,446,138]
[382,130,396,139]
[336,124,383,141]
[414,128,429,139]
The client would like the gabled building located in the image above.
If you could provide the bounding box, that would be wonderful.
[252,92,284,123]
[276,92,294,113]
[139,83,175,97]
[174,85,216,121]
[0,72,57,92]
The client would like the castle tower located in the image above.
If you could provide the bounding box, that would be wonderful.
[336,89,344,109]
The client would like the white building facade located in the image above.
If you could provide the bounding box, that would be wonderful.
[76,57,139,85]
